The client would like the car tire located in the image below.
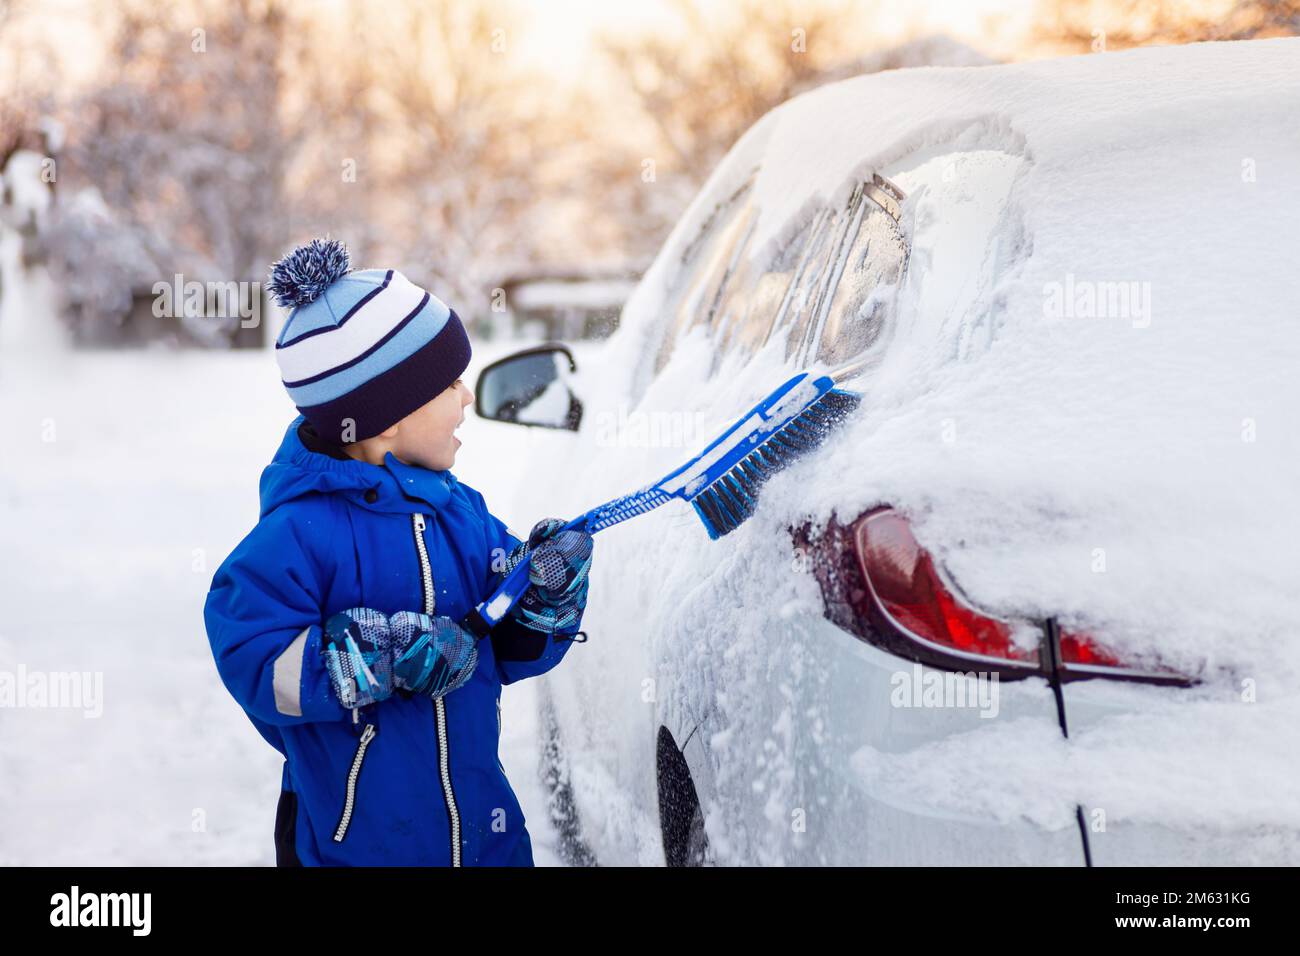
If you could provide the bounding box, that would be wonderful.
[657,725,713,867]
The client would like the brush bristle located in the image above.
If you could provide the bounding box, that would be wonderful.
[691,388,861,539]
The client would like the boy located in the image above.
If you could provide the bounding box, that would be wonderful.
[204,237,594,866]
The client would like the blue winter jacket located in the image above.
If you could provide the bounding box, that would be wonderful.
[204,416,583,866]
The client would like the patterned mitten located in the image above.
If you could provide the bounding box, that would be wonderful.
[321,608,395,709]
[390,611,480,700]
[509,518,594,635]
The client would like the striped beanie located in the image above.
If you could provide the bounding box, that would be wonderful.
[267,238,471,444]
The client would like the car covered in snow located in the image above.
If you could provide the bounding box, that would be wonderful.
[471,38,1300,865]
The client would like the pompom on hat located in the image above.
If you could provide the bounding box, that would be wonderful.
[268,237,471,444]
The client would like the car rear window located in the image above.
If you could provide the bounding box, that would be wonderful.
[653,172,908,380]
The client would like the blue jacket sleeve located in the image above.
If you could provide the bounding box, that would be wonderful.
[204,503,352,725]
[477,498,583,686]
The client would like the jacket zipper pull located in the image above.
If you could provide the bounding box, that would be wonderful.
[413,513,426,532]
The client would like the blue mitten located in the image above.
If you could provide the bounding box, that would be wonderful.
[391,611,480,700]
[321,608,394,709]
[508,518,594,635]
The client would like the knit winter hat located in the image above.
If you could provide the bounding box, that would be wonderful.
[268,237,471,444]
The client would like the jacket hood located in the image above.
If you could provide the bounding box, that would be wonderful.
[258,416,461,518]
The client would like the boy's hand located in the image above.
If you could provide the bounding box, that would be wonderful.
[322,609,480,708]
[526,521,593,604]
[321,608,395,709]
[390,612,479,700]
[509,518,594,635]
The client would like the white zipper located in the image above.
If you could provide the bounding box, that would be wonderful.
[333,722,376,842]
[412,512,462,867]
[412,513,435,616]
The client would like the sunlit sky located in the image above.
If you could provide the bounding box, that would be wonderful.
[4,0,1048,93]
[514,0,1041,78]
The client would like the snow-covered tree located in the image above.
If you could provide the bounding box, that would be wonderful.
[284,0,575,327]
[42,0,297,345]
[1036,0,1300,51]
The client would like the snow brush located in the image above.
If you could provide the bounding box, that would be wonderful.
[460,370,861,637]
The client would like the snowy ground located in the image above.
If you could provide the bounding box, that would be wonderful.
[0,341,573,865]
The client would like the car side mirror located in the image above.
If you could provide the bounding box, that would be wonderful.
[474,343,582,431]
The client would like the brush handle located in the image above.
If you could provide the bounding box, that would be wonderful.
[460,514,591,637]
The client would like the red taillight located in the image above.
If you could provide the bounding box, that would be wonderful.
[1058,626,1194,684]
[1058,629,1123,667]
[854,510,1040,667]
[799,507,1197,685]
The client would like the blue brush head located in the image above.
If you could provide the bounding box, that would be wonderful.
[691,387,861,539]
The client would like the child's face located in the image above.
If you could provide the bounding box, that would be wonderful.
[392,378,473,471]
